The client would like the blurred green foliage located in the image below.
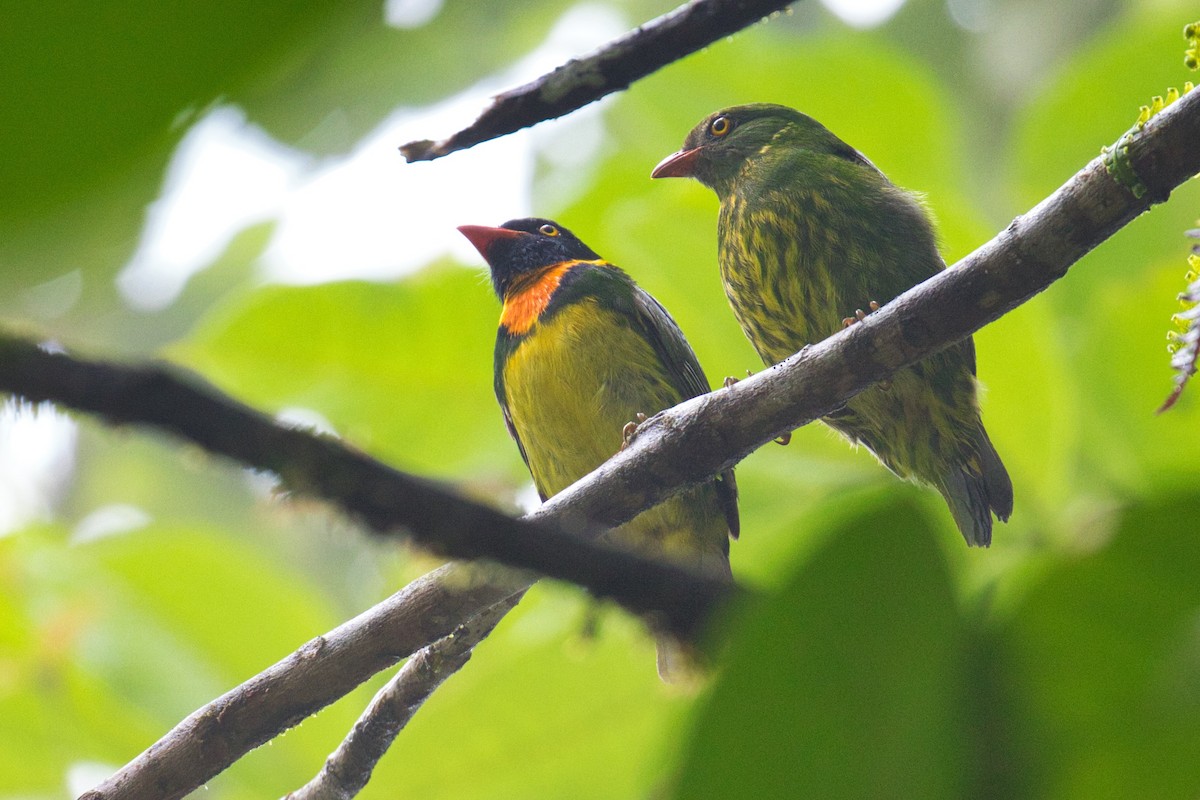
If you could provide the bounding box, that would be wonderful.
[2,0,1200,798]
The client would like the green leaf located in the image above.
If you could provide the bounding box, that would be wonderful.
[0,3,348,222]
[89,523,339,683]
[240,0,568,153]
[0,0,569,341]
[0,527,188,793]
[671,491,971,799]
[989,492,1200,798]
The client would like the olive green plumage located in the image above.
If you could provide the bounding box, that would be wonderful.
[459,217,738,676]
[654,103,1011,546]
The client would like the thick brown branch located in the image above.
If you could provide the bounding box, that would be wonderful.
[399,0,796,162]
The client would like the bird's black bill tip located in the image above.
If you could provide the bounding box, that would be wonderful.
[651,147,701,179]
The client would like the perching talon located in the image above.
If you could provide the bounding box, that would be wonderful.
[620,412,648,450]
[775,431,792,446]
[842,300,881,328]
[723,368,754,389]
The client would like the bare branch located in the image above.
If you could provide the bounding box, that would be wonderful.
[0,334,733,639]
[285,591,524,800]
[77,564,531,800]
[399,0,796,162]
[8,74,1199,800]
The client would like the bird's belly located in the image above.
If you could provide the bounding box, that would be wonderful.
[501,303,728,567]
[717,206,854,365]
[502,303,679,497]
[717,197,982,479]
[822,353,979,480]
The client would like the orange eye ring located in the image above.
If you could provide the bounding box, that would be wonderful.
[538,224,560,237]
[709,115,732,137]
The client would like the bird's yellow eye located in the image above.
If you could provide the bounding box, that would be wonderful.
[538,224,560,237]
[709,115,732,137]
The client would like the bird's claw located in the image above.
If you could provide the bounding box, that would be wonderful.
[620,412,648,451]
[842,300,881,328]
[723,369,754,389]
[775,431,791,446]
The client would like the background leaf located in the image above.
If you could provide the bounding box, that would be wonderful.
[3,0,1200,797]
[672,492,972,800]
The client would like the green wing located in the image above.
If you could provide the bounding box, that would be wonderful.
[621,276,741,539]
[493,330,547,501]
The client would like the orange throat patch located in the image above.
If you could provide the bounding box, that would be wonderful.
[500,262,575,335]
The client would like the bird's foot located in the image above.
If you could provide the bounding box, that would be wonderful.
[842,300,881,328]
[722,369,755,389]
[620,412,648,451]
[775,431,792,446]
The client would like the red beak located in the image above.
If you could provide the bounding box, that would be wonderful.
[651,147,701,179]
[457,225,524,259]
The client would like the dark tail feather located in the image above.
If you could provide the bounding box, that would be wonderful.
[656,636,704,684]
[981,428,1014,522]
[656,546,732,683]
[941,429,1013,547]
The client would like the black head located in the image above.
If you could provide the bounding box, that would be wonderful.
[458,217,601,299]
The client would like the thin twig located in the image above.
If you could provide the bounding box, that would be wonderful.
[399,0,796,162]
[285,592,524,800]
[75,564,532,800]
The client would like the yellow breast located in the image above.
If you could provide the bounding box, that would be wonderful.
[502,300,677,497]
[501,298,730,573]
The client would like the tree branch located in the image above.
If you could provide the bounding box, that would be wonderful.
[0,335,733,639]
[76,564,531,800]
[5,76,1197,800]
[399,0,796,162]
[285,591,524,800]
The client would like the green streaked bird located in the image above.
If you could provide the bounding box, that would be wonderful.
[458,217,738,678]
[652,103,1011,546]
